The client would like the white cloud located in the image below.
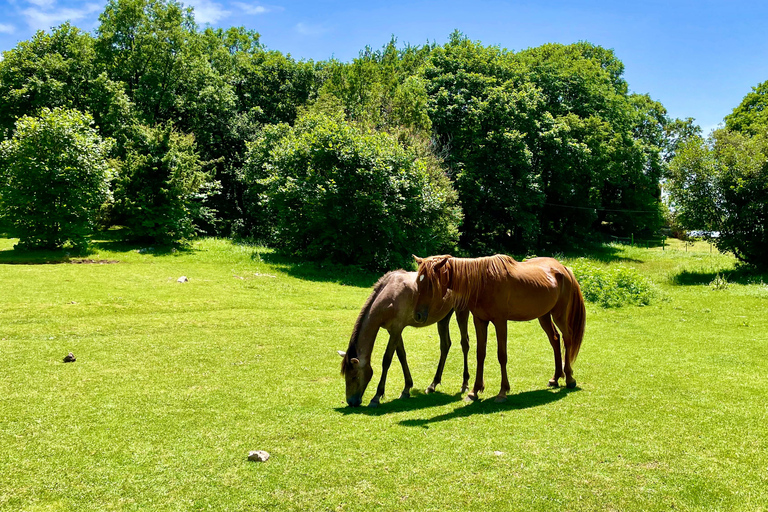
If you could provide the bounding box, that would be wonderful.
[25,0,57,8]
[295,22,330,36]
[231,2,277,15]
[21,3,102,31]
[186,0,230,24]
[0,23,16,34]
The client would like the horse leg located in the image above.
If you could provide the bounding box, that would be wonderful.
[369,334,398,407]
[468,317,488,401]
[494,320,510,403]
[539,314,564,387]
[457,308,471,393]
[428,310,454,393]
[552,312,577,389]
[394,334,413,399]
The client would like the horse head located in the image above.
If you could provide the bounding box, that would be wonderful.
[413,254,452,324]
[338,350,373,407]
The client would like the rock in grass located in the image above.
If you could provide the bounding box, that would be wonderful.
[177,276,189,283]
[248,450,270,462]
[63,352,76,363]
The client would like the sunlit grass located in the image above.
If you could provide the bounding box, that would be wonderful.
[1,237,767,511]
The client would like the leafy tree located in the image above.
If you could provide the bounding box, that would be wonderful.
[96,0,199,126]
[423,34,669,253]
[243,112,461,270]
[319,37,434,133]
[667,129,768,268]
[724,80,768,136]
[112,123,213,244]
[0,108,113,249]
[0,23,133,142]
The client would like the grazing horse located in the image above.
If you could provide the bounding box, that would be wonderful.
[338,270,471,407]
[413,254,585,402]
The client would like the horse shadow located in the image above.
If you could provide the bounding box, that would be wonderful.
[334,389,466,416]
[398,386,577,428]
[334,386,577,423]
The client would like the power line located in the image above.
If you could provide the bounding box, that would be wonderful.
[543,202,661,214]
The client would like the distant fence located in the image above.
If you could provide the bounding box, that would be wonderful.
[610,235,717,252]
[611,235,666,249]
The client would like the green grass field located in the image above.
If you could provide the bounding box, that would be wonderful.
[1,237,766,511]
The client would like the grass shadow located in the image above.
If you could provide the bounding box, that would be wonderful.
[258,250,380,288]
[398,386,577,428]
[563,243,644,264]
[0,246,96,264]
[333,389,465,416]
[670,265,767,286]
[90,239,196,257]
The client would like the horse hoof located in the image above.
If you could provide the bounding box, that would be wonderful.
[399,392,410,400]
[426,385,436,394]
[494,395,507,403]
[368,400,380,408]
[566,380,577,389]
[466,392,479,401]
[548,379,559,388]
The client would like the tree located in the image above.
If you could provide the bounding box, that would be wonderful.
[243,112,461,270]
[0,108,113,249]
[423,35,670,253]
[667,129,768,268]
[724,80,768,136]
[112,123,213,244]
[0,23,133,142]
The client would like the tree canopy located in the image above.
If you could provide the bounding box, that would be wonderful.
[0,2,687,267]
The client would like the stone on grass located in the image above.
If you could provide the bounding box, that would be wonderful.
[63,352,76,363]
[248,450,270,462]
[177,276,189,283]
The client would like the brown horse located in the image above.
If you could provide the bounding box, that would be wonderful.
[413,254,585,402]
[338,270,471,407]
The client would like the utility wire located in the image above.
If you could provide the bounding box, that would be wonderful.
[543,202,661,214]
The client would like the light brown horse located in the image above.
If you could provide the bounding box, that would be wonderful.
[338,270,471,407]
[413,254,585,402]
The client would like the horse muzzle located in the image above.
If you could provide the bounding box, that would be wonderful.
[346,395,363,407]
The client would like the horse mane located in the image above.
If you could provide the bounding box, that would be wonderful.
[422,254,518,311]
[341,270,406,375]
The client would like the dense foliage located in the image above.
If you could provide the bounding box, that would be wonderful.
[244,112,461,270]
[0,0,686,266]
[113,123,213,244]
[667,129,768,268]
[0,108,113,249]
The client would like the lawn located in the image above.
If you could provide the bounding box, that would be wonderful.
[1,237,766,511]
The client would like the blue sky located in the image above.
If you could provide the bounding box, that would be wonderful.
[2,0,768,134]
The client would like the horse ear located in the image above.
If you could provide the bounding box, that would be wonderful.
[432,255,451,271]
[413,255,423,264]
[351,358,360,365]
[337,350,346,358]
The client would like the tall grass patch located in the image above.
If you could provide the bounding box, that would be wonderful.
[570,259,656,307]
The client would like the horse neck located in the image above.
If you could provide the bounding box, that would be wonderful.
[346,272,396,364]
[449,255,516,308]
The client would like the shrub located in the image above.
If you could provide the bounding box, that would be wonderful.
[243,113,462,270]
[112,123,213,245]
[0,107,113,250]
[570,259,655,308]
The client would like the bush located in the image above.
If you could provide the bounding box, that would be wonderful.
[243,113,462,270]
[570,259,655,308]
[112,123,213,245]
[0,107,113,249]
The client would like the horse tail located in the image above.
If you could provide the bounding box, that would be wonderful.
[565,267,586,366]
